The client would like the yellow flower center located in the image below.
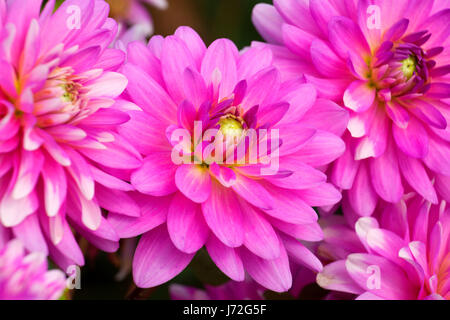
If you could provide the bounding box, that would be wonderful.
[219,117,243,140]
[401,56,417,79]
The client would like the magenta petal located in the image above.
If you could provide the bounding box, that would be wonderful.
[133,226,194,288]
[398,151,438,203]
[201,38,238,99]
[205,234,245,281]
[167,193,209,254]
[252,4,284,44]
[175,164,211,203]
[280,233,322,272]
[344,81,376,112]
[348,163,378,216]
[201,181,244,247]
[393,118,429,159]
[240,244,292,293]
[131,153,177,196]
[316,260,362,294]
[108,195,171,238]
[346,253,417,300]
[240,200,280,260]
[370,140,403,203]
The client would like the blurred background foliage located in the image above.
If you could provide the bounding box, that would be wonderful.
[147,0,271,48]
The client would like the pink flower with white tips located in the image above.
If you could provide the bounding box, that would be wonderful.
[317,194,450,300]
[252,0,450,217]
[110,26,349,292]
[0,239,66,300]
[0,0,142,268]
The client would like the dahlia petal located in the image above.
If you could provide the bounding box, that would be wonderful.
[367,228,405,262]
[232,173,274,210]
[292,130,346,166]
[238,46,273,80]
[344,81,376,112]
[127,41,164,86]
[205,235,245,281]
[267,160,326,190]
[317,260,362,295]
[346,253,417,300]
[348,162,378,216]
[370,139,403,203]
[277,125,316,157]
[12,149,43,199]
[123,63,177,123]
[174,26,207,69]
[242,67,280,110]
[328,16,371,59]
[386,101,410,129]
[427,83,450,99]
[183,68,207,109]
[282,24,315,62]
[252,4,284,44]
[240,245,292,293]
[280,233,322,272]
[0,190,38,227]
[167,193,209,254]
[331,139,360,189]
[175,165,211,204]
[280,83,318,124]
[311,39,349,77]
[423,137,450,176]
[95,185,140,218]
[64,149,95,201]
[131,152,177,196]
[268,217,323,242]
[305,74,350,101]
[12,214,48,255]
[161,36,196,104]
[41,157,67,217]
[393,118,429,159]
[85,72,127,98]
[201,39,239,99]
[133,226,195,288]
[408,100,447,129]
[273,0,322,37]
[262,184,319,224]
[202,181,244,248]
[119,110,171,155]
[300,98,349,136]
[108,195,171,238]
[296,183,342,207]
[240,200,280,260]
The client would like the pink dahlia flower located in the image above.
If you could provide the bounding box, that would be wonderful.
[110,26,349,292]
[317,194,450,300]
[253,0,450,217]
[0,239,66,300]
[106,0,168,45]
[0,0,142,268]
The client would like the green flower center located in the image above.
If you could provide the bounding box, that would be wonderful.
[401,55,417,79]
[219,117,243,140]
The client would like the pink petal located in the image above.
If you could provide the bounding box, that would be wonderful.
[240,244,292,292]
[167,193,209,254]
[344,81,376,112]
[201,181,244,247]
[133,226,195,288]
[205,235,245,281]
[131,153,177,196]
[175,164,211,203]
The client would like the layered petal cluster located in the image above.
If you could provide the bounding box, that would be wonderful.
[111,26,349,292]
[0,0,142,268]
[317,194,450,300]
[253,0,450,217]
[107,0,168,45]
[0,239,66,300]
